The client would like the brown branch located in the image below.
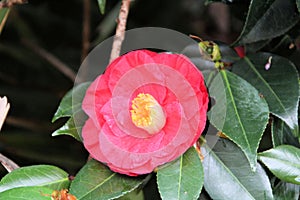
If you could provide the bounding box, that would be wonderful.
[0,153,19,172]
[81,0,90,62]
[0,0,27,8]
[22,39,78,82]
[109,0,131,63]
[5,116,53,132]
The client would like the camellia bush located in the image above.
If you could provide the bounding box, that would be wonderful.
[0,0,300,199]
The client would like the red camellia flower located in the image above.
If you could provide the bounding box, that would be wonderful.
[82,50,208,176]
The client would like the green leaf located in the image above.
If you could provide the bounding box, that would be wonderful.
[156,147,204,200]
[52,82,90,141]
[297,0,300,13]
[52,110,87,141]
[202,138,274,200]
[97,0,106,14]
[208,70,269,170]
[233,0,300,45]
[244,39,271,53]
[0,165,70,193]
[0,186,53,200]
[69,159,146,200]
[52,82,90,122]
[0,8,10,35]
[117,189,144,200]
[271,117,300,148]
[273,181,300,200]
[232,53,299,136]
[258,145,300,185]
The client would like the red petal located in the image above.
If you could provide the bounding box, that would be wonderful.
[99,98,181,153]
[106,50,156,92]
[82,50,209,175]
[82,75,111,128]
[82,118,108,164]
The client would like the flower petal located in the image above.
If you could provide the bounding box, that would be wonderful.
[82,50,209,175]
[107,50,157,93]
[100,98,181,153]
[82,118,108,164]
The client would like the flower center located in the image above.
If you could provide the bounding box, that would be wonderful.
[130,93,166,134]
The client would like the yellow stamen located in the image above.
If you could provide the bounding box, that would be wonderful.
[130,93,166,134]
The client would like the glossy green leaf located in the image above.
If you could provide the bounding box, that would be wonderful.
[97,0,106,14]
[69,159,146,200]
[208,70,269,170]
[0,186,53,200]
[52,82,90,141]
[0,8,9,34]
[52,82,90,122]
[0,165,70,193]
[244,39,271,53]
[52,110,87,141]
[258,145,300,185]
[117,189,144,200]
[272,117,300,148]
[52,117,80,141]
[157,147,204,200]
[202,138,274,200]
[234,0,299,45]
[297,0,300,13]
[273,181,300,200]
[232,53,299,135]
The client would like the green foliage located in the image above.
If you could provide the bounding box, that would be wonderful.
[273,181,300,200]
[0,186,53,200]
[232,53,299,136]
[202,139,274,200]
[69,159,146,200]
[97,0,106,14]
[157,147,204,200]
[208,70,269,170]
[272,118,300,148]
[52,82,90,141]
[1,0,300,199]
[117,189,144,200]
[0,165,70,192]
[52,82,90,122]
[258,145,300,185]
[0,7,9,34]
[233,0,300,47]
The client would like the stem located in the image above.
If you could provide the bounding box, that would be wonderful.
[109,0,131,63]
[22,39,78,82]
[81,0,90,62]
